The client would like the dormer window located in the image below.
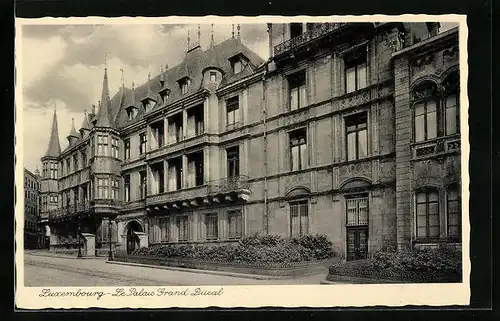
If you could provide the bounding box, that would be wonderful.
[229,54,249,74]
[126,107,137,120]
[179,77,191,94]
[159,88,170,102]
[210,72,217,83]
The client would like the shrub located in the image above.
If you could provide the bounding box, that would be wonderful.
[129,234,336,264]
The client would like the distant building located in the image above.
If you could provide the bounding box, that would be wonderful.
[38,22,461,259]
[24,167,41,249]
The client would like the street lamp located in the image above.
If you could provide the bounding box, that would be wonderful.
[108,216,114,261]
[77,214,82,258]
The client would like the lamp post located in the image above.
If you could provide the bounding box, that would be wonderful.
[108,216,114,261]
[77,214,82,258]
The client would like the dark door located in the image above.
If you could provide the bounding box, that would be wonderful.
[347,227,368,261]
[126,229,136,254]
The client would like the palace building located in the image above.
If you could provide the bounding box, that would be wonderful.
[38,22,461,260]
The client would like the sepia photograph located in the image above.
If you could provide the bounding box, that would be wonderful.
[15,16,469,308]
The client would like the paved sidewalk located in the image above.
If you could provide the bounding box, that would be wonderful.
[24,252,333,286]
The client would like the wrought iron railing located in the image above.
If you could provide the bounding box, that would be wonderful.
[207,175,250,194]
[274,23,348,56]
[47,200,91,220]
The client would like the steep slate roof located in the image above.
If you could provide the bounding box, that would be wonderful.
[94,68,115,128]
[112,37,265,129]
[43,109,61,158]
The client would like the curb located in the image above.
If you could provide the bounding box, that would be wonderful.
[26,252,106,260]
[106,260,286,280]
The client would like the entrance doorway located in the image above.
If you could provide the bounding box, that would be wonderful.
[346,227,368,261]
[125,220,143,254]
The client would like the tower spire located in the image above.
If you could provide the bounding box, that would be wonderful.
[95,59,114,128]
[211,23,214,46]
[43,107,61,158]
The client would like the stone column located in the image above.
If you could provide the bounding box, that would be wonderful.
[182,109,188,140]
[146,164,153,196]
[146,124,152,152]
[164,160,169,192]
[182,155,188,189]
[203,148,210,183]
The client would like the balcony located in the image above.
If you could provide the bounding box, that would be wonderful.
[274,23,347,57]
[145,175,251,212]
[48,200,91,222]
[146,133,211,161]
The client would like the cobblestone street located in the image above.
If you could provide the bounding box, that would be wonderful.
[24,252,331,286]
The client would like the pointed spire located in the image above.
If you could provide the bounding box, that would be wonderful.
[237,24,241,39]
[80,109,91,134]
[232,24,235,38]
[95,61,114,128]
[211,23,214,46]
[130,82,136,107]
[69,117,79,138]
[43,106,61,158]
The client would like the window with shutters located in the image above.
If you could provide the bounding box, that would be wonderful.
[346,196,369,226]
[289,200,309,237]
[205,213,218,241]
[228,210,242,239]
[177,216,189,242]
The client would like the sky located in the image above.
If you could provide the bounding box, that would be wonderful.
[20,21,458,173]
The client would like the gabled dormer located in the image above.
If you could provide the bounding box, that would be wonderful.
[159,64,170,102]
[66,118,80,146]
[79,110,91,137]
[126,82,138,121]
[141,74,157,113]
[178,76,191,95]
[228,53,250,74]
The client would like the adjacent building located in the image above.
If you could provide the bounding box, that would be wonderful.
[24,167,41,249]
[38,22,461,260]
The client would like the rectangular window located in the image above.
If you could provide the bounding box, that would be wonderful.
[139,133,147,155]
[346,112,368,161]
[205,213,218,241]
[289,70,307,111]
[447,187,461,239]
[160,218,169,242]
[111,137,119,159]
[124,175,131,202]
[139,170,147,199]
[177,216,189,242]
[445,93,459,136]
[226,96,240,127]
[345,53,367,93]
[228,210,242,239]
[50,162,58,179]
[414,100,437,142]
[210,71,217,82]
[111,178,119,200]
[97,135,108,156]
[416,190,440,239]
[289,200,309,237]
[180,79,191,94]
[290,23,303,39]
[290,129,307,171]
[73,155,78,171]
[227,146,240,177]
[97,178,109,199]
[124,139,131,160]
[66,158,71,174]
[346,196,369,226]
[81,149,87,166]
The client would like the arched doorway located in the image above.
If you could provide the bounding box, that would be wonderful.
[125,220,143,254]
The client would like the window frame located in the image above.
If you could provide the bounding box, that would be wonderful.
[228,210,243,239]
[289,128,308,171]
[139,133,147,155]
[289,200,309,237]
[344,51,368,94]
[226,146,240,178]
[124,138,131,160]
[205,213,219,241]
[288,70,307,111]
[345,195,369,227]
[446,184,461,240]
[97,134,109,156]
[226,96,240,127]
[111,137,120,159]
[97,178,109,199]
[415,188,440,241]
[177,215,189,242]
[345,112,368,161]
[124,175,131,202]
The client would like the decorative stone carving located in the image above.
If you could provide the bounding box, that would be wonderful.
[339,90,370,110]
[284,172,311,193]
[338,161,372,183]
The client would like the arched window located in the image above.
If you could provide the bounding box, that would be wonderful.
[444,71,460,136]
[415,188,440,240]
[412,82,438,142]
[446,184,461,239]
